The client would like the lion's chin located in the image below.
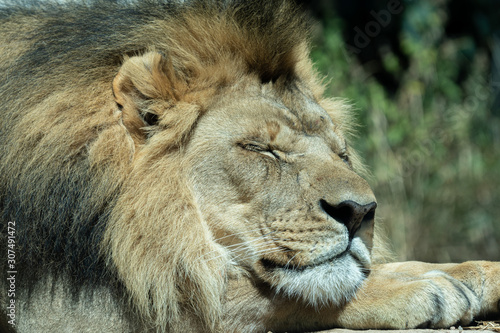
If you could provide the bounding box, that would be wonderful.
[261,238,371,307]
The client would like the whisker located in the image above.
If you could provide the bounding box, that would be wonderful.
[213,228,264,242]
[198,232,278,262]
[283,251,301,269]
[232,248,284,262]
[230,245,287,262]
[223,236,272,251]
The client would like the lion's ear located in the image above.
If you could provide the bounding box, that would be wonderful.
[112,52,187,142]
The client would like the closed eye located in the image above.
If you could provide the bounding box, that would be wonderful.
[238,142,281,160]
[338,150,351,167]
[339,151,348,162]
[338,139,351,166]
[264,150,281,160]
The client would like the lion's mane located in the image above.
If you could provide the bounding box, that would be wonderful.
[0,0,370,331]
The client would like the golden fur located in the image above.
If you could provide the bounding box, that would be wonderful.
[1,1,499,332]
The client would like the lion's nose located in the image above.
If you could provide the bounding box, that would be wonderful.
[320,199,377,238]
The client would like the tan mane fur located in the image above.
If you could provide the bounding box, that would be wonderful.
[3,2,500,333]
[0,1,377,331]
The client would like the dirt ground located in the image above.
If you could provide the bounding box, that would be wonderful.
[310,321,500,333]
[267,321,500,333]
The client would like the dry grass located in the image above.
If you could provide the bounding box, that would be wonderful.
[464,321,500,332]
[311,1,500,263]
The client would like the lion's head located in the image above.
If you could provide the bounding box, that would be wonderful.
[0,0,379,331]
[104,4,377,329]
[187,75,377,305]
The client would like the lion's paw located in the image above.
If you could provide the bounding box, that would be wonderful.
[334,261,500,330]
[344,270,481,329]
[478,261,500,317]
[410,271,480,328]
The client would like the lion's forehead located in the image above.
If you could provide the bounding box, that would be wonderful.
[195,79,347,160]
[260,82,334,127]
[246,91,345,150]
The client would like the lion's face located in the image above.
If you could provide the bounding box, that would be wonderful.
[187,78,377,306]
[107,49,377,327]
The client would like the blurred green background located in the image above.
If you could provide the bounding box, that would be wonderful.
[300,0,500,262]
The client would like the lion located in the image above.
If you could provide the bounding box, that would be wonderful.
[0,0,499,332]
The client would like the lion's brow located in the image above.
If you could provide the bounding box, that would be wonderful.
[255,96,302,129]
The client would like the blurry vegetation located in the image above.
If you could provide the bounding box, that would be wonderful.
[302,0,500,262]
